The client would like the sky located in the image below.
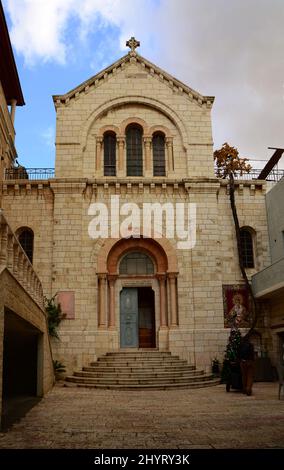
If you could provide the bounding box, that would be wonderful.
[3,0,284,169]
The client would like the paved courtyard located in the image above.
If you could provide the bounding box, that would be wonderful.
[0,382,283,449]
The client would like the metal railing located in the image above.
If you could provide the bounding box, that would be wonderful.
[214,168,284,182]
[3,167,284,182]
[5,168,55,180]
[230,168,284,182]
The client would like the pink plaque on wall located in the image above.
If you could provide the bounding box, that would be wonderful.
[57,291,75,319]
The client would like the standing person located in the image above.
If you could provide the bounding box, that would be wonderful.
[239,336,255,396]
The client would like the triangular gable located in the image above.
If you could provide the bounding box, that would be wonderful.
[53,51,214,109]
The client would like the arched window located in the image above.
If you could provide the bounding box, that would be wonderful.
[152,132,166,176]
[17,228,34,263]
[119,251,154,275]
[240,228,254,268]
[126,124,143,176]
[103,132,116,176]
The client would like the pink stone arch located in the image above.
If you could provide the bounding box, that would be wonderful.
[97,236,178,274]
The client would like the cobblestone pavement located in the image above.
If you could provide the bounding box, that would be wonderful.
[0,383,283,449]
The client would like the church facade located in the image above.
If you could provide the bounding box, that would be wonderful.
[1,39,273,374]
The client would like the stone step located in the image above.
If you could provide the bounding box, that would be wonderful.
[105,351,172,357]
[77,369,204,378]
[83,365,196,373]
[94,358,188,366]
[64,379,220,390]
[66,374,214,385]
[65,351,218,390]
[101,356,178,361]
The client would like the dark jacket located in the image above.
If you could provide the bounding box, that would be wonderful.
[239,340,254,361]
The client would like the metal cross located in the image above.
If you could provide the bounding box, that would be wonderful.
[126,37,140,52]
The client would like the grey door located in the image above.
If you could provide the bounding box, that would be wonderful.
[120,288,138,348]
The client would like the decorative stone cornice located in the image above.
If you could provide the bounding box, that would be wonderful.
[53,53,214,110]
[219,179,266,193]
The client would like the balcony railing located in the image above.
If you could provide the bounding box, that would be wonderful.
[3,167,284,182]
[0,209,44,308]
[227,168,284,182]
[5,168,55,180]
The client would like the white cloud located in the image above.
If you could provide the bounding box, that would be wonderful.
[5,0,73,64]
[4,0,284,162]
[41,126,55,148]
[4,0,155,65]
[149,0,284,162]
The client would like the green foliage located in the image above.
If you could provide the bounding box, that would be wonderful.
[53,360,66,374]
[225,328,242,362]
[45,295,66,339]
[221,328,242,382]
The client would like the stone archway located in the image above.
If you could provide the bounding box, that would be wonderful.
[96,237,179,348]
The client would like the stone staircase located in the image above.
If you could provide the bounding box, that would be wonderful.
[65,351,220,390]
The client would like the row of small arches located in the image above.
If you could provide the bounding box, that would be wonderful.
[104,124,166,177]
[15,227,256,270]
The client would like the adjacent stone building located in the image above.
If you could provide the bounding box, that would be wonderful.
[1,37,276,377]
[253,176,284,364]
[0,1,53,428]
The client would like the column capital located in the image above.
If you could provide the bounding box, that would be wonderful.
[167,271,178,280]
[97,272,107,280]
[166,136,173,145]
[117,135,125,144]
[95,136,103,144]
[108,274,118,283]
[143,136,152,144]
[156,272,167,281]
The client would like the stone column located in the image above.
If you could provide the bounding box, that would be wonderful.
[144,136,152,177]
[108,275,117,329]
[98,274,107,328]
[168,272,178,327]
[157,273,168,327]
[10,99,17,125]
[117,136,125,177]
[166,137,174,173]
[95,136,103,174]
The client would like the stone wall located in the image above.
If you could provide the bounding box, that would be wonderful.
[0,51,272,374]
[0,80,16,184]
[54,55,214,180]
[0,176,271,373]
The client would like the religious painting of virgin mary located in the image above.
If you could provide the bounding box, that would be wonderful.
[223,284,252,328]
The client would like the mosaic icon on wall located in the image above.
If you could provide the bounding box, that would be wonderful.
[223,284,252,328]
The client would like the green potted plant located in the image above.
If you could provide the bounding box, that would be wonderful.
[53,360,66,381]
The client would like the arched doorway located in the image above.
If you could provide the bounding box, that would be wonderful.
[96,237,179,349]
[119,252,156,348]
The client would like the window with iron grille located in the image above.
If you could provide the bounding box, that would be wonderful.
[18,228,34,263]
[153,132,166,176]
[119,251,154,275]
[104,132,116,176]
[126,125,143,176]
[240,228,254,268]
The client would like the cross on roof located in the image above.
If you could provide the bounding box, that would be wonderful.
[126,37,140,52]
